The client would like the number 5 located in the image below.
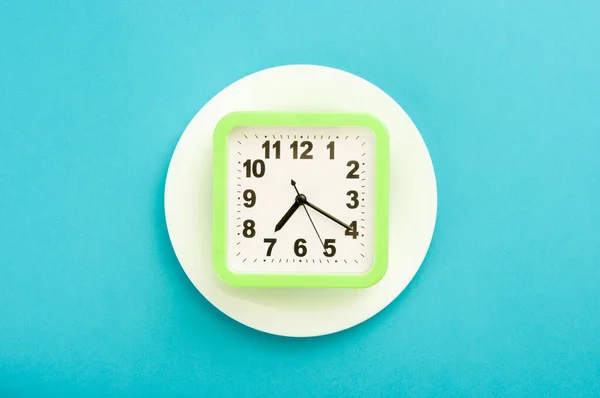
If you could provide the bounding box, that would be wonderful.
[323,239,336,257]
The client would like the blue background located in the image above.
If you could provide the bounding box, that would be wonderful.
[1,0,599,396]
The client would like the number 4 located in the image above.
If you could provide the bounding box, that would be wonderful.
[345,221,358,239]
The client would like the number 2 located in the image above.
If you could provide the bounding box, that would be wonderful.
[346,161,359,179]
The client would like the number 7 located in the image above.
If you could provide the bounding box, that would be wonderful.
[264,238,277,256]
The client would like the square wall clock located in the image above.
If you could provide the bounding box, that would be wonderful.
[212,112,389,288]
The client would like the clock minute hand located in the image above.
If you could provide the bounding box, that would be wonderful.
[274,201,301,232]
[301,199,351,230]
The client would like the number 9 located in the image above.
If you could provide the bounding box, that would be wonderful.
[243,189,256,208]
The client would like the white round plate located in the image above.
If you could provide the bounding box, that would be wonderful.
[164,65,437,337]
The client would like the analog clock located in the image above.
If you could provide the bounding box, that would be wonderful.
[213,112,389,288]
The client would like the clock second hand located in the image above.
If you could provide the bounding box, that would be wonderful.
[291,180,325,249]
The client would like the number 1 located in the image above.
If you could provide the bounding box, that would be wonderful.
[327,141,335,159]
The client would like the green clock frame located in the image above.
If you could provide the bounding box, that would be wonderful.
[212,112,390,288]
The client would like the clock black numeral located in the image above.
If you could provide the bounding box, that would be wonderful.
[264,238,277,256]
[327,141,335,159]
[243,159,265,178]
[242,219,256,238]
[323,239,336,257]
[345,221,358,239]
[346,190,359,209]
[346,160,360,179]
[262,140,281,159]
[243,189,256,207]
[294,238,307,257]
[290,141,313,159]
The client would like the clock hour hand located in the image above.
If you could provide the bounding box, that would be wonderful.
[299,199,351,230]
[274,201,301,232]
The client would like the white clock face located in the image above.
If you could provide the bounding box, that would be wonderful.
[226,126,375,274]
